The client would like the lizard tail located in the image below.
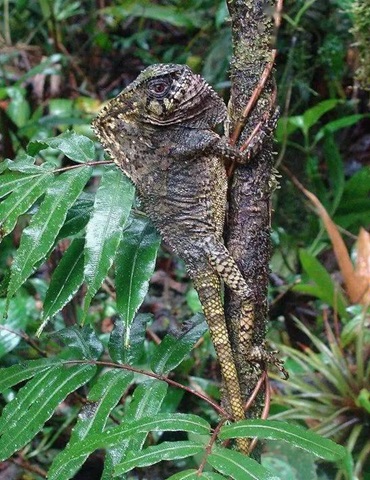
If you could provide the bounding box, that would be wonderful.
[193,270,250,454]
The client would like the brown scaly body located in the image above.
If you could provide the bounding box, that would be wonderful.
[92,64,273,453]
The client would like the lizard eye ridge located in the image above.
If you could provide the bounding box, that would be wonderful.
[147,78,171,98]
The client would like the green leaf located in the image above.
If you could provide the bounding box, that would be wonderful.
[105,3,203,28]
[114,441,204,475]
[208,447,281,480]
[0,291,38,358]
[315,114,366,143]
[53,413,210,464]
[294,249,348,318]
[43,238,85,321]
[6,154,52,173]
[0,364,96,460]
[57,193,94,240]
[108,313,152,364]
[54,325,104,360]
[48,369,133,480]
[169,471,226,479]
[42,130,95,163]
[0,171,53,239]
[219,420,348,462]
[102,379,168,479]
[0,358,61,393]
[151,313,207,374]
[301,99,341,134]
[0,170,49,199]
[115,215,160,344]
[83,168,134,318]
[7,166,92,299]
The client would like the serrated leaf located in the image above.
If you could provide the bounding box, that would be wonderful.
[151,313,207,374]
[42,130,95,163]
[0,358,61,393]
[7,166,92,299]
[108,313,152,364]
[115,215,160,344]
[219,420,347,463]
[43,238,85,320]
[51,413,210,465]
[208,447,280,480]
[83,168,134,318]
[0,171,53,239]
[0,363,96,460]
[114,441,204,475]
[0,292,38,357]
[102,379,168,479]
[48,369,133,480]
[54,325,104,360]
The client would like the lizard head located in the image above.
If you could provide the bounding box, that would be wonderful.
[94,64,227,130]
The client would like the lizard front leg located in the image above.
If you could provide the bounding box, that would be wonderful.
[192,268,249,454]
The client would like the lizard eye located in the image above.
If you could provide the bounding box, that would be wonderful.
[148,79,170,97]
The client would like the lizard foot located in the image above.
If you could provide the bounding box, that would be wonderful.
[242,343,289,379]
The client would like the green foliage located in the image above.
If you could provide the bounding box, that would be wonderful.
[1,0,368,478]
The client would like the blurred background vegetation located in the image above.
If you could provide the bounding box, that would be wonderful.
[0,0,369,479]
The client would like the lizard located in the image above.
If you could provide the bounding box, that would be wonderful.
[92,63,278,453]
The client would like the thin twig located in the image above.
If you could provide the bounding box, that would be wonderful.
[10,456,47,479]
[63,359,231,419]
[52,160,113,174]
[248,374,271,454]
[0,325,48,357]
[244,371,266,412]
[197,418,228,474]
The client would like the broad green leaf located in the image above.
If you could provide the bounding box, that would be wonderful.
[102,379,168,480]
[294,249,348,318]
[6,154,53,173]
[43,238,85,321]
[0,170,50,198]
[115,215,160,344]
[342,166,370,199]
[0,291,38,358]
[169,471,226,479]
[57,193,94,240]
[0,364,96,460]
[83,168,134,318]
[42,130,95,163]
[105,4,203,28]
[208,447,280,480]
[108,313,152,364]
[7,166,92,299]
[151,313,207,374]
[114,441,204,475]
[54,325,104,360]
[0,170,53,238]
[301,99,341,134]
[0,358,61,393]
[4,87,30,127]
[315,114,366,143]
[219,420,348,462]
[48,370,133,480]
[51,412,210,463]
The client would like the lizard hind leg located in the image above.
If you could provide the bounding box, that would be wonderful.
[192,269,249,454]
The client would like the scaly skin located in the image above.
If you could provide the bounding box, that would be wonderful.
[92,64,274,453]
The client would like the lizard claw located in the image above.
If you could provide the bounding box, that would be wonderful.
[243,343,289,379]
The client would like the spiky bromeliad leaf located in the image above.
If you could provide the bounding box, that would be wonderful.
[0,363,96,460]
[7,166,92,300]
[83,167,134,318]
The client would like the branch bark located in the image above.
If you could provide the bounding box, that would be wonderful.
[225,0,278,425]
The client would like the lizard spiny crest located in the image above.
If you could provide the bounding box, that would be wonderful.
[93,63,227,130]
